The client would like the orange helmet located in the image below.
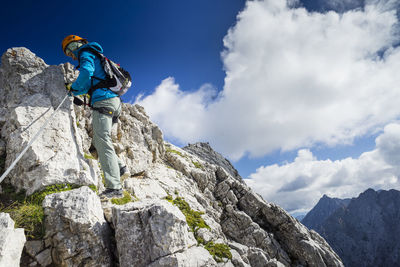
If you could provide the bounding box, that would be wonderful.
[62,35,87,54]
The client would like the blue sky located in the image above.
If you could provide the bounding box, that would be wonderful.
[0,0,244,102]
[2,0,400,213]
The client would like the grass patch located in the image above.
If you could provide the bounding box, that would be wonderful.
[166,148,185,157]
[204,242,232,263]
[172,197,210,232]
[26,184,81,205]
[165,195,231,262]
[84,153,96,160]
[0,183,97,240]
[192,161,203,169]
[165,194,173,202]
[111,190,133,205]
[6,203,45,240]
[88,184,98,194]
[165,195,209,234]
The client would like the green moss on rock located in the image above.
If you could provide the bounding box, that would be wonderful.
[170,196,210,233]
[27,184,81,205]
[165,195,232,262]
[166,148,184,157]
[0,183,97,240]
[111,190,133,205]
[6,203,45,240]
[192,161,203,169]
[84,153,96,160]
[165,194,173,202]
[205,242,232,263]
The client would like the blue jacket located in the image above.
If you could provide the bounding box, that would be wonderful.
[71,42,118,105]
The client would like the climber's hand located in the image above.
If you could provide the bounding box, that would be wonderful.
[65,83,73,91]
[65,83,76,96]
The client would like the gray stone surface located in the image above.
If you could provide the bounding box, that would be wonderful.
[112,200,197,267]
[148,246,217,267]
[43,186,112,266]
[35,248,52,266]
[183,142,243,182]
[214,172,343,267]
[25,240,44,258]
[123,177,168,200]
[0,47,98,195]
[0,213,26,267]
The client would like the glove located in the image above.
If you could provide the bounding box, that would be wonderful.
[65,83,73,91]
[65,83,73,96]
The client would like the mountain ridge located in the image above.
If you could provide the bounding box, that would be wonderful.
[303,188,400,267]
[0,47,344,267]
[302,194,351,230]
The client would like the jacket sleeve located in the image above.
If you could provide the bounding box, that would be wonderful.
[71,51,96,96]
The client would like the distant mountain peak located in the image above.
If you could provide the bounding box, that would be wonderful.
[303,188,400,267]
[302,194,350,230]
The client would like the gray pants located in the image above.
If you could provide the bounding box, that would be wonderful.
[92,97,124,189]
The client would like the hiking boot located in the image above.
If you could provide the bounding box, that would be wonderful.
[100,188,123,199]
[120,166,130,180]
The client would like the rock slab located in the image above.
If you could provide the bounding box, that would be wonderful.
[0,213,26,267]
[43,186,112,266]
[112,199,198,267]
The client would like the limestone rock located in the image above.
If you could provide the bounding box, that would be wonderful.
[148,246,217,267]
[25,240,44,258]
[123,177,168,200]
[183,142,243,182]
[0,47,98,195]
[43,186,112,266]
[112,199,197,267]
[216,174,343,266]
[35,248,52,266]
[73,102,165,176]
[0,213,26,267]
[247,248,270,266]
[230,249,251,267]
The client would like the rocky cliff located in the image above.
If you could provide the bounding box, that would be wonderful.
[0,47,344,267]
[304,188,400,267]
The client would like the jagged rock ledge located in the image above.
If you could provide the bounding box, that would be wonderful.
[0,47,344,266]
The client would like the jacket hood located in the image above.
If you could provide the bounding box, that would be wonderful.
[73,42,103,57]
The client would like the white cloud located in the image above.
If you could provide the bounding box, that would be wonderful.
[135,77,217,144]
[246,123,400,213]
[136,0,400,161]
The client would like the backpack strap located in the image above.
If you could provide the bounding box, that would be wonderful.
[77,47,114,107]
